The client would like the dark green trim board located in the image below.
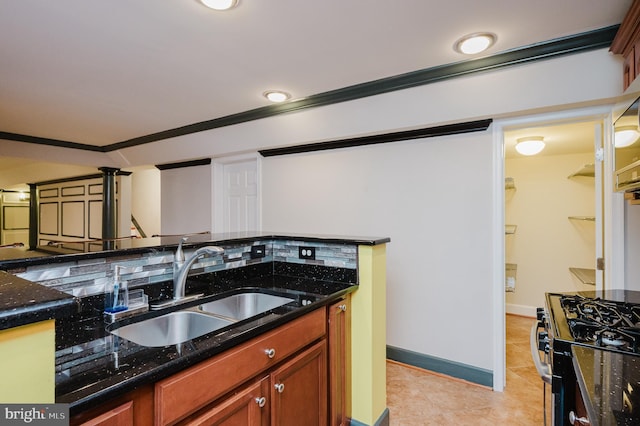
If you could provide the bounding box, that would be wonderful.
[0,25,619,152]
[0,131,105,152]
[350,408,390,426]
[155,158,212,170]
[259,119,492,157]
[387,345,493,388]
[33,170,132,187]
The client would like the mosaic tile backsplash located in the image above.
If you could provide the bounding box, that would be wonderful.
[12,240,358,297]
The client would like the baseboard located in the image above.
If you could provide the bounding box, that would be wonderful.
[387,345,493,387]
[505,303,536,317]
[350,408,390,426]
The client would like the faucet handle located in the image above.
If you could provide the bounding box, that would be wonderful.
[175,236,188,264]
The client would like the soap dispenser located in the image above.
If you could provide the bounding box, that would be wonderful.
[104,265,129,314]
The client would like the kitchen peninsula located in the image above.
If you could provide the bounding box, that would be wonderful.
[0,232,389,426]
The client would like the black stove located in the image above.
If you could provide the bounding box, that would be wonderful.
[535,291,640,426]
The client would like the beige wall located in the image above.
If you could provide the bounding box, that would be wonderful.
[505,153,596,314]
[131,168,161,237]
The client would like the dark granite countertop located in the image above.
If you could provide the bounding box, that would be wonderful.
[573,346,640,426]
[0,270,77,330]
[55,272,356,414]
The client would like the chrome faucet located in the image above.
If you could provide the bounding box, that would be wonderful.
[173,238,224,301]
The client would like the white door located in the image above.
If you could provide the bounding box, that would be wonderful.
[214,157,259,233]
[594,122,605,290]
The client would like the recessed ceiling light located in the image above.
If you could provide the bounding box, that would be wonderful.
[200,0,238,10]
[263,90,291,103]
[454,32,496,55]
[614,126,640,148]
[515,136,545,156]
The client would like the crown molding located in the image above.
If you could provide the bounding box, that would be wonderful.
[0,25,619,153]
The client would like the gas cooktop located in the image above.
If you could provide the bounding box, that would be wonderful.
[560,294,640,355]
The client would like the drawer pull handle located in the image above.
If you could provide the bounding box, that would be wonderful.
[265,348,276,359]
[274,383,285,393]
[338,304,347,312]
[255,397,266,408]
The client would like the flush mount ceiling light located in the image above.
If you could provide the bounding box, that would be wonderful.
[200,0,238,10]
[454,32,496,55]
[263,90,291,103]
[614,125,640,148]
[515,136,545,156]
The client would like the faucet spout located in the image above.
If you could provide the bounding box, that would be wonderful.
[173,245,224,300]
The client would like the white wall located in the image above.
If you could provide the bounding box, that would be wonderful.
[160,165,211,235]
[262,132,495,370]
[505,153,596,314]
[155,48,622,376]
[131,168,161,237]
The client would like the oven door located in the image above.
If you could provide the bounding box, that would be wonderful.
[531,319,557,425]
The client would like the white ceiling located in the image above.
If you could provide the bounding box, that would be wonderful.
[0,0,633,183]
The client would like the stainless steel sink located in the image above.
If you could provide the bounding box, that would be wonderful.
[110,310,233,347]
[197,292,294,321]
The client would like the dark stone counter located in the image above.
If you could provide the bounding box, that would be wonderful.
[55,268,356,414]
[573,346,640,426]
[0,270,77,330]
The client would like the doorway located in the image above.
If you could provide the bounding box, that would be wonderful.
[492,105,616,390]
[503,119,603,315]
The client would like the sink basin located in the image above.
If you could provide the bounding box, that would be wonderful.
[198,292,295,321]
[110,310,233,347]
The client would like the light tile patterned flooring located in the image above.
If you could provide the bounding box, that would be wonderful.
[386,314,551,425]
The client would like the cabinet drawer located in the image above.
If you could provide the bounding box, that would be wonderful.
[78,401,133,426]
[156,308,326,426]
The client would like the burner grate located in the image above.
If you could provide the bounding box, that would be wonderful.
[561,295,640,354]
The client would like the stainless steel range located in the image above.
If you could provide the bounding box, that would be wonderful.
[532,291,640,425]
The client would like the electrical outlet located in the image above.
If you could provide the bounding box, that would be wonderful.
[298,246,316,260]
[250,244,266,259]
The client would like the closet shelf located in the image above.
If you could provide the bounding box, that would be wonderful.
[505,224,517,234]
[569,267,596,286]
[568,216,596,222]
[567,164,595,179]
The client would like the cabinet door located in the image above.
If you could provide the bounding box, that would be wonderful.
[181,377,269,426]
[78,401,133,426]
[270,340,327,426]
[328,297,351,426]
[72,385,153,426]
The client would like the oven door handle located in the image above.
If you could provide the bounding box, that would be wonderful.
[530,322,552,384]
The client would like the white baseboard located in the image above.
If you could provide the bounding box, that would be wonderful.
[505,303,536,317]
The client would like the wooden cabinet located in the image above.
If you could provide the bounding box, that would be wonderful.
[611,1,640,90]
[70,385,154,426]
[180,377,270,426]
[270,341,327,426]
[78,402,133,426]
[72,299,351,426]
[156,308,327,426]
[327,297,351,426]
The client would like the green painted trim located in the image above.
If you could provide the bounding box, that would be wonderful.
[259,119,492,157]
[0,26,619,152]
[351,408,390,426]
[0,131,105,152]
[387,345,493,388]
[155,158,212,170]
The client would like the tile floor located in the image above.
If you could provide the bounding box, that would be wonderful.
[386,314,551,425]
